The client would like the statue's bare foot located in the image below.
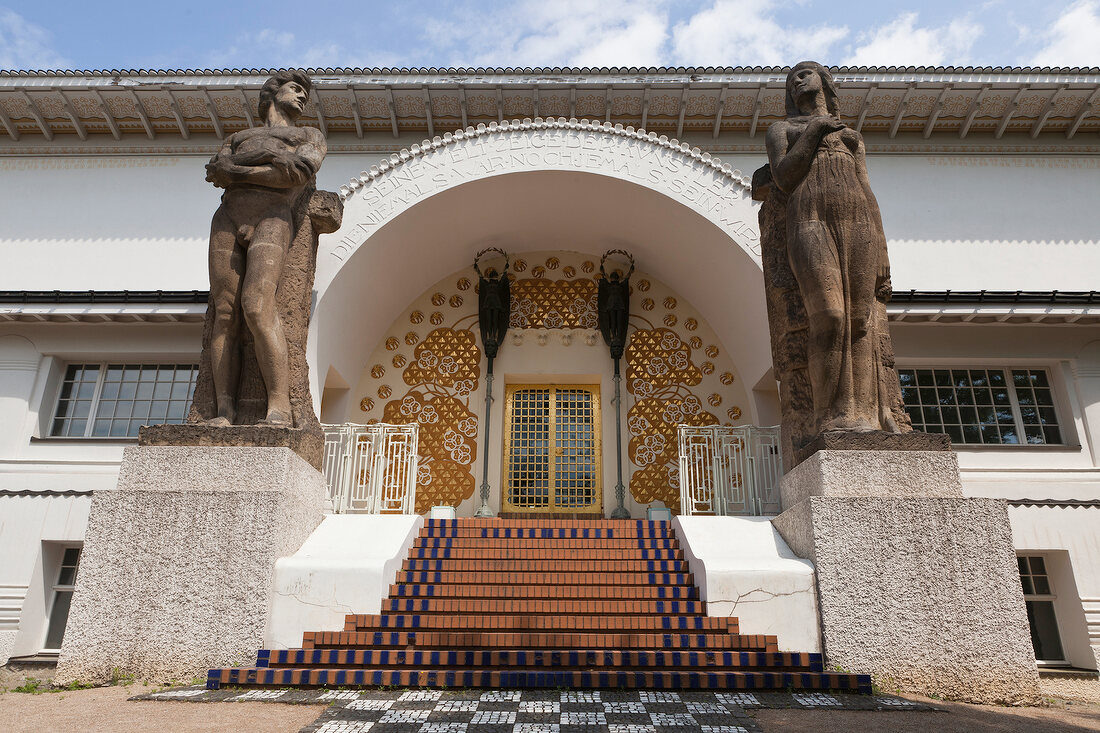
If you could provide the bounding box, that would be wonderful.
[204,416,233,428]
[261,410,291,427]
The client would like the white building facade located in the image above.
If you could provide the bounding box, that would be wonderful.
[0,65,1098,680]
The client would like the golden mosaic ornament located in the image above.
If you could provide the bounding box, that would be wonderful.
[410,311,424,324]
[431,292,446,306]
[641,298,655,311]
[430,312,444,325]
[402,327,482,389]
[663,297,677,310]
[545,256,560,270]
[509,278,598,330]
[457,277,471,291]
[386,337,400,351]
[581,260,594,273]
[371,364,386,378]
[701,362,715,375]
[405,332,420,345]
[708,393,723,406]
[449,295,463,308]
[720,372,735,385]
[562,266,576,278]
[689,336,703,349]
[728,406,743,421]
[377,385,392,399]
[532,265,546,278]
[663,314,678,327]
[359,397,374,412]
[637,279,651,292]
[514,258,528,272]
[392,354,407,368]
[685,318,698,331]
[625,328,702,392]
[705,345,720,358]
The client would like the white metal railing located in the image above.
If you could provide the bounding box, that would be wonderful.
[321,423,419,514]
[678,425,783,516]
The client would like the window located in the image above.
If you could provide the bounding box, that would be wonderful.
[898,368,1062,445]
[1018,555,1066,663]
[43,547,81,650]
[51,363,199,438]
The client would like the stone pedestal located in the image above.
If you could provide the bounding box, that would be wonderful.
[56,446,325,684]
[772,450,1041,704]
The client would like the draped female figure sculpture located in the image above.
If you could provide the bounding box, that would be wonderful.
[764,61,907,437]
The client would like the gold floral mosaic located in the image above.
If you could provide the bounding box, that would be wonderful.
[355,251,747,515]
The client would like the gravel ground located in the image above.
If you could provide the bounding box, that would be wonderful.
[0,684,322,733]
[753,694,1100,732]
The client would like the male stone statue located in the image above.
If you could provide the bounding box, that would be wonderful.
[203,70,327,427]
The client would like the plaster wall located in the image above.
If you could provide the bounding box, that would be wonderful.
[0,493,89,662]
[1010,504,1100,670]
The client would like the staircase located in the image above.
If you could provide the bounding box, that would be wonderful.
[207,518,870,692]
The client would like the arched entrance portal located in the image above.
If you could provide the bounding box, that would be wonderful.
[309,119,775,515]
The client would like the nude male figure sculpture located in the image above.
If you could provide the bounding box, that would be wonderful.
[203,71,327,427]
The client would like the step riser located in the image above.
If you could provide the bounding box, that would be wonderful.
[395,572,694,586]
[344,615,735,632]
[208,668,870,693]
[303,631,774,651]
[402,560,689,572]
[380,600,705,615]
[407,549,684,561]
[415,539,681,549]
[389,585,700,600]
[259,649,821,672]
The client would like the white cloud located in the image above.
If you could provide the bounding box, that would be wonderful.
[1030,0,1100,67]
[843,12,982,67]
[0,9,70,70]
[424,0,670,68]
[671,0,847,67]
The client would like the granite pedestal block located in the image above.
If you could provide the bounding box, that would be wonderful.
[772,449,1040,705]
[56,445,325,683]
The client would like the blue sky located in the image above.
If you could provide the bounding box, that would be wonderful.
[1,1,1097,71]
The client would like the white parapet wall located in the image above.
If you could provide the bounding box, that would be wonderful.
[265,514,424,649]
[672,515,821,653]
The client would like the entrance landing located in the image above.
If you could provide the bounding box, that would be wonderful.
[207,518,869,692]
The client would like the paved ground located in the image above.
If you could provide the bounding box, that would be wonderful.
[2,681,1099,732]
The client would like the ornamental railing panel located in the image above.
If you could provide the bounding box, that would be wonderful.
[678,425,783,516]
[322,423,419,514]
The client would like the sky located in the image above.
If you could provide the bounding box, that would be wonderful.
[0,0,1097,72]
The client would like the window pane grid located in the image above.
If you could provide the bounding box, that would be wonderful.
[53,362,198,438]
[554,389,597,509]
[507,388,551,508]
[899,368,1061,446]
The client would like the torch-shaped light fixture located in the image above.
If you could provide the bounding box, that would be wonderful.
[597,249,635,519]
[473,247,510,517]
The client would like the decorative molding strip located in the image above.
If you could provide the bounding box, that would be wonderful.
[338,117,754,201]
[1008,498,1100,508]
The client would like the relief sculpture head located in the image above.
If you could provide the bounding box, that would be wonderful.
[258,70,313,124]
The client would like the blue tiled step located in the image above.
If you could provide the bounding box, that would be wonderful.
[388,584,700,599]
[402,559,689,572]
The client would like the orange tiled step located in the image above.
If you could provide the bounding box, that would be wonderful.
[406,547,683,561]
[260,648,819,672]
[388,583,699,600]
[379,598,705,616]
[343,614,736,632]
[303,630,776,652]
[209,667,868,692]
[395,571,695,586]
[414,537,681,549]
[401,559,688,573]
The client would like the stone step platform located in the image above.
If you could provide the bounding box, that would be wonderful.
[395,570,695,585]
[341,613,737,632]
[388,583,701,599]
[381,598,706,615]
[257,648,820,672]
[407,546,684,560]
[402,558,689,572]
[421,518,672,537]
[207,667,869,692]
[302,630,777,651]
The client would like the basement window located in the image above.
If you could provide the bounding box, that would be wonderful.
[897,368,1062,445]
[1018,555,1066,664]
[43,547,81,651]
[50,363,199,438]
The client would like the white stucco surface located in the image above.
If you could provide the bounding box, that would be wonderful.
[265,514,423,649]
[673,515,820,653]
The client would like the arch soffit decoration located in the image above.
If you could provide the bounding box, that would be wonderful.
[323,117,762,285]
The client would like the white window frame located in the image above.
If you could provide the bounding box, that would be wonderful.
[1017,552,1069,667]
[49,361,199,439]
[896,364,1068,447]
[41,544,81,653]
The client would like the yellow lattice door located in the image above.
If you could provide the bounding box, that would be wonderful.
[503,385,602,514]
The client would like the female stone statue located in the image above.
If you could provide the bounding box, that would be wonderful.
[765,61,899,433]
